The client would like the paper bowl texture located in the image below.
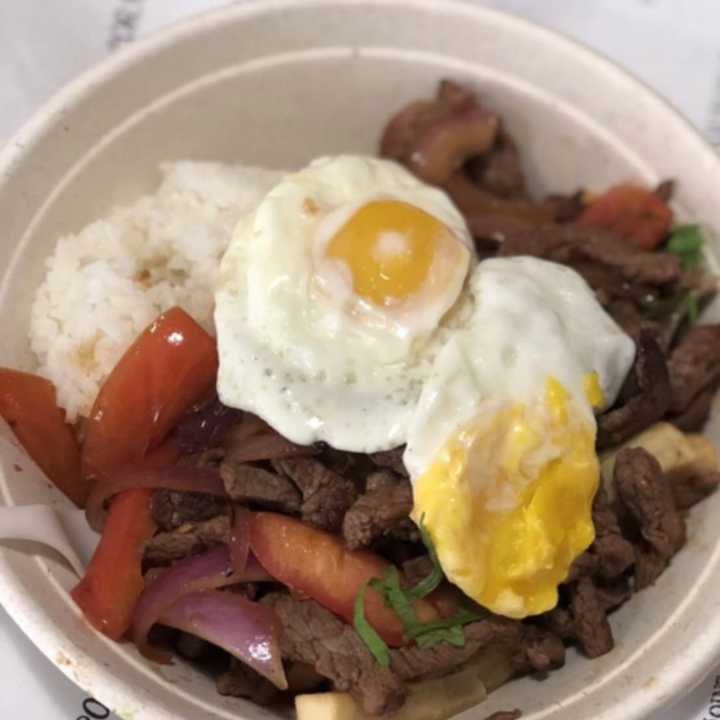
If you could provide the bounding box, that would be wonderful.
[1,1,720,718]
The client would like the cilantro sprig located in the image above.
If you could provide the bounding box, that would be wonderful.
[354,517,485,663]
[665,224,704,271]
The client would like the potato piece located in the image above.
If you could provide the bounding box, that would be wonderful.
[295,662,493,720]
[600,422,719,499]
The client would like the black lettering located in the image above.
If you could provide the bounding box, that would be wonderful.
[82,697,110,718]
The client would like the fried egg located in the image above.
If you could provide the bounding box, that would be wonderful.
[215,154,636,619]
[215,155,473,451]
[404,257,635,618]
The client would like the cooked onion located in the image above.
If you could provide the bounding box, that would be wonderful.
[159,590,287,689]
[86,464,226,532]
[132,545,270,663]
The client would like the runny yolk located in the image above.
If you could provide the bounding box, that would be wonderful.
[326,200,464,307]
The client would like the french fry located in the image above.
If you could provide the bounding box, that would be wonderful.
[295,646,516,720]
[600,422,719,499]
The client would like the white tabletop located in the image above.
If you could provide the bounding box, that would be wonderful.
[1,1,720,718]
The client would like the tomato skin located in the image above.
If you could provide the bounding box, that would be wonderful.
[0,369,85,506]
[71,488,155,639]
[82,307,217,481]
[249,512,439,646]
[577,183,673,250]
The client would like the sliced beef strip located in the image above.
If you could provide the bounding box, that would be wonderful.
[262,593,406,716]
[497,224,681,288]
[143,515,230,566]
[569,576,614,658]
[548,189,585,223]
[654,179,675,203]
[317,446,376,482]
[597,329,671,448]
[369,447,408,477]
[594,577,633,612]
[390,618,523,682]
[343,471,413,550]
[402,555,434,586]
[512,626,565,674]
[272,457,357,532]
[670,385,717,432]
[152,489,230,532]
[667,325,720,414]
[632,548,669,591]
[613,447,686,560]
[220,461,301,513]
[671,471,720,510]
[216,658,280,705]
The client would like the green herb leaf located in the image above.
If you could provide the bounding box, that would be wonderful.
[415,625,466,648]
[666,224,704,270]
[354,581,390,667]
[408,517,444,600]
[374,567,419,630]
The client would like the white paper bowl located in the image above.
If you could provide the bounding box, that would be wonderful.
[2,1,720,718]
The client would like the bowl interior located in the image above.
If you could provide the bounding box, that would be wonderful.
[1,2,720,719]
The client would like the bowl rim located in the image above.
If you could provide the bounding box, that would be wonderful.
[1,1,720,719]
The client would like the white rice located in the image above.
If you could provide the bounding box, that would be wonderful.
[30,161,284,421]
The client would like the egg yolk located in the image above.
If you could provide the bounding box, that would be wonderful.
[326,200,467,307]
[412,377,599,618]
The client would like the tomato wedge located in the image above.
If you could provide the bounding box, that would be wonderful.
[249,512,439,646]
[71,488,155,639]
[82,307,217,482]
[0,369,85,506]
[74,307,218,639]
[577,183,673,250]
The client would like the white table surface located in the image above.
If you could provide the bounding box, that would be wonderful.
[2,1,720,718]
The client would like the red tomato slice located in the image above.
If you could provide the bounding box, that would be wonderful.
[0,369,85,506]
[577,183,673,250]
[71,488,155,639]
[82,307,217,482]
[250,512,439,646]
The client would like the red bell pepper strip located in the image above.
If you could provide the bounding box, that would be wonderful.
[0,369,85,506]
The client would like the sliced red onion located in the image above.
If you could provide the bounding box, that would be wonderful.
[225,431,316,465]
[173,396,243,454]
[86,465,226,532]
[159,590,287,689]
[230,506,251,575]
[132,545,271,663]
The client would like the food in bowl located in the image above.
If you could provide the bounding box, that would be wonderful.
[2,80,720,719]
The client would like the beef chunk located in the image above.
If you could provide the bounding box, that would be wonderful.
[467,132,526,199]
[369,447,408,477]
[654,179,675,203]
[671,471,720,510]
[569,576,614,658]
[390,618,522,681]
[667,325,720,413]
[594,577,633,611]
[216,659,279,705]
[220,462,301,513]
[263,593,406,716]
[343,471,413,549]
[589,486,635,580]
[152,490,229,531]
[614,447,686,560]
[598,329,671,448]
[272,458,357,532]
[549,190,585,223]
[512,626,565,673]
[143,515,230,565]
[632,548,669,590]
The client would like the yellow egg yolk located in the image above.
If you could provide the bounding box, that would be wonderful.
[326,200,467,307]
[412,377,600,619]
